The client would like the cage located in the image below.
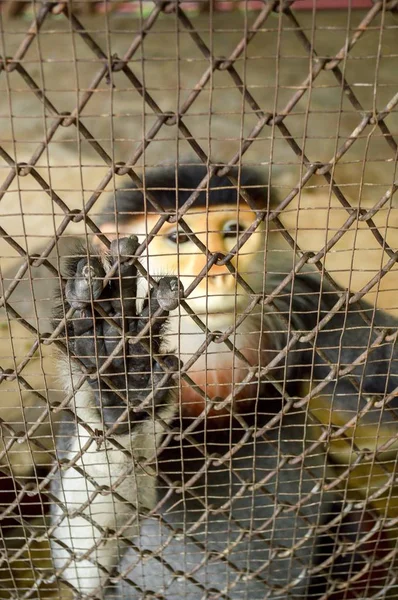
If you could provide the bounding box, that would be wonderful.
[0,0,398,598]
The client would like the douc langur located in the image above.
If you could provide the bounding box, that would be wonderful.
[50,164,398,597]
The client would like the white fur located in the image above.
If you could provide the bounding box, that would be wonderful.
[51,364,175,597]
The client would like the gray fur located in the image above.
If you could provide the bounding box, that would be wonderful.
[107,410,343,599]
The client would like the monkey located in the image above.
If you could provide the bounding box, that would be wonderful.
[49,233,391,599]
[47,163,398,598]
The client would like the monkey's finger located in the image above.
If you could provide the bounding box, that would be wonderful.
[157,277,183,312]
[65,257,104,309]
[72,300,111,368]
[110,235,139,261]
[109,236,139,317]
[64,256,106,339]
[137,277,182,339]
[150,356,180,408]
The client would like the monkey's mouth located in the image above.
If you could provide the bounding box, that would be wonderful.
[185,295,248,315]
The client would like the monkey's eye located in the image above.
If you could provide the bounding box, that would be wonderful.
[223,221,245,238]
[167,229,190,244]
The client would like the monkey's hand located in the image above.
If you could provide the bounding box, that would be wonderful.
[60,236,181,435]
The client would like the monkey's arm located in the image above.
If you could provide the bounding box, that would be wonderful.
[50,237,179,596]
[275,273,398,414]
[274,271,398,496]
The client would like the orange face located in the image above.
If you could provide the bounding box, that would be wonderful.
[100,203,269,423]
[101,203,266,323]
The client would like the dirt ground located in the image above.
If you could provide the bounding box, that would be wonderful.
[0,7,397,472]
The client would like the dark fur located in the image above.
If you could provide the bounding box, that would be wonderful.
[52,239,176,434]
[98,163,274,223]
[273,272,398,411]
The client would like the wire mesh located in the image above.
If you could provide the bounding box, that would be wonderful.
[1,0,398,598]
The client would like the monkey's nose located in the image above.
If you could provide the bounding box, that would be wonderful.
[205,265,237,293]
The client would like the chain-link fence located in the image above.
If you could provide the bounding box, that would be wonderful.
[1,0,398,598]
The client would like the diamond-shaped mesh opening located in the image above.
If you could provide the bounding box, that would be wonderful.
[1,1,398,598]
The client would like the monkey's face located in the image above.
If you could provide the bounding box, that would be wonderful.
[101,203,266,325]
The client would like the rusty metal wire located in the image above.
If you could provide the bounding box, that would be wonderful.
[1,0,398,598]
